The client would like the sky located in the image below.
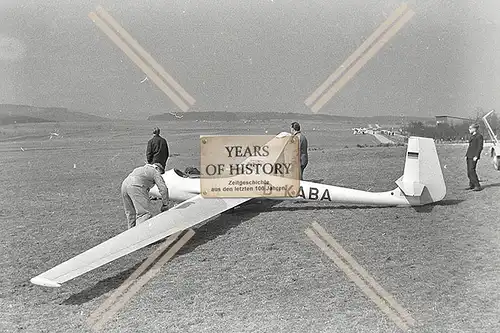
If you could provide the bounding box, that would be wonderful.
[0,0,499,120]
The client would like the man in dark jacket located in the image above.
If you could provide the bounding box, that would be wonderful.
[146,127,169,170]
[465,123,484,191]
[291,122,308,180]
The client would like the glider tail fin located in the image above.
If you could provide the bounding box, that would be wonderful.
[482,110,500,170]
[395,136,446,205]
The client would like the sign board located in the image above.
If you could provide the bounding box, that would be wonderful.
[200,134,300,198]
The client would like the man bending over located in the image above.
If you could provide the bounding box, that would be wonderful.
[121,162,169,229]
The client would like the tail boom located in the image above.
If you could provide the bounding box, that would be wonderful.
[276,136,446,207]
[289,181,415,206]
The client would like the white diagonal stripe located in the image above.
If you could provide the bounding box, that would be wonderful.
[310,8,415,113]
[305,3,409,107]
[96,6,196,107]
[305,228,410,331]
[89,12,190,112]
[311,222,416,326]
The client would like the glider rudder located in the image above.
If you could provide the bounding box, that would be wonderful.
[395,136,446,205]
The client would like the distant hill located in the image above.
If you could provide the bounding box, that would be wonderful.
[148,111,355,122]
[148,111,433,125]
[0,104,111,124]
[0,115,55,125]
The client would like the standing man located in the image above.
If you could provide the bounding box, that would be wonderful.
[121,162,170,229]
[146,127,169,171]
[291,121,308,180]
[465,123,483,191]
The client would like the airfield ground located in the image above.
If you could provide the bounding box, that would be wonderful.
[1,119,499,333]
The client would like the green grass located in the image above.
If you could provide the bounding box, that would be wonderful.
[1,120,500,332]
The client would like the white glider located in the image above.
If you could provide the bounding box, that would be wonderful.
[30,135,446,288]
[151,135,446,207]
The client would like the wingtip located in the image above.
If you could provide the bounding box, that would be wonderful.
[30,276,61,288]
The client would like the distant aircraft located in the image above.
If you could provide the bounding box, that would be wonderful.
[352,125,376,134]
[49,132,59,140]
[370,124,397,136]
[353,124,380,135]
[168,112,183,119]
[352,127,368,134]
[30,133,446,288]
[482,110,500,170]
[374,124,396,135]
[352,124,380,134]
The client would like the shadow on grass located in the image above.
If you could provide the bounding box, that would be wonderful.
[270,199,465,212]
[60,197,465,304]
[481,182,500,189]
[61,263,142,305]
[177,199,281,256]
[270,204,395,211]
[61,199,281,304]
[412,199,465,213]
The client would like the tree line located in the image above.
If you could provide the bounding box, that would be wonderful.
[403,111,498,141]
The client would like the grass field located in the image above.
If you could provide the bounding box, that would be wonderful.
[1,119,499,332]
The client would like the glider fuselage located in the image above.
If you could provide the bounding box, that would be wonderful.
[154,170,431,208]
[153,135,446,207]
